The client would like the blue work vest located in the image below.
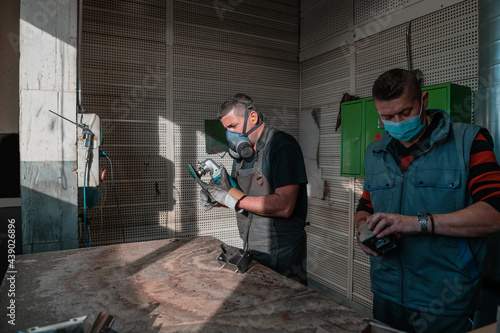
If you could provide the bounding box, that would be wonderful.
[363,109,487,315]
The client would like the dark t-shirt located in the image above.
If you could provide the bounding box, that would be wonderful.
[232,127,308,221]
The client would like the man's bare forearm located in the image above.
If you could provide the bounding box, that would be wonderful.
[236,184,299,218]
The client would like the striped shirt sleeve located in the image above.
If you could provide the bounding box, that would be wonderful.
[356,189,374,214]
[468,129,500,211]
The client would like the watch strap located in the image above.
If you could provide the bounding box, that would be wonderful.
[417,213,428,234]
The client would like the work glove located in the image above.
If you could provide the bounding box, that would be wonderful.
[199,188,218,211]
[218,166,233,191]
[195,168,246,210]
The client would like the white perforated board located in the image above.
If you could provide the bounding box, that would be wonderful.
[80,0,300,248]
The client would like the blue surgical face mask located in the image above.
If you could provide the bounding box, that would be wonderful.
[382,96,425,142]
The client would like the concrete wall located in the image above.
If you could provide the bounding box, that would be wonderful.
[19,0,78,253]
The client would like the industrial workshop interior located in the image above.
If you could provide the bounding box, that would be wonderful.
[1,0,500,332]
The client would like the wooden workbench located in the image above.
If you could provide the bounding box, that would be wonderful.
[0,236,370,332]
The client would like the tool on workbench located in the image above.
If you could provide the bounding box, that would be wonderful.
[187,158,237,188]
[217,244,253,273]
[217,213,255,274]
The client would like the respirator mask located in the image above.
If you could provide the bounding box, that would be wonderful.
[226,130,255,162]
[225,99,264,162]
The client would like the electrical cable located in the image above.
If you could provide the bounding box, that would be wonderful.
[83,152,91,247]
[87,225,92,246]
[406,21,413,71]
[101,151,126,243]
[99,178,107,245]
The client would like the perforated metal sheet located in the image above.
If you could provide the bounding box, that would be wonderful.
[352,177,372,309]
[410,0,478,89]
[354,1,478,98]
[186,0,298,19]
[83,5,166,42]
[301,46,353,298]
[174,1,297,43]
[174,26,298,65]
[352,244,373,309]
[308,230,349,295]
[81,0,300,247]
[354,0,421,25]
[301,46,351,106]
[300,0,349,50]
[80,0,170,246]
[355,24,408,98]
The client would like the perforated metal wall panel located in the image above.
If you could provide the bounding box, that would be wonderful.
[301,46,352,297]
[80,0,300,247]
[353,0,420,25]
[301,0,478,311]
[300,0,349,50]
[80,0,170,246]
[355,24,408,98]
[352,177,372,309]
[411,0,478,89]
[354,0,478,98]
[301,46,351,107]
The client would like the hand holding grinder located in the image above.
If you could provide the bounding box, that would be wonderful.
[187,158,237,188]
[187,159,253,273]
[187,158,246,211]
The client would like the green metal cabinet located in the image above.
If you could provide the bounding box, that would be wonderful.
[424,83,471,123]
[340,99,384,177]
[340,83,471,177]
[204,119,228,154]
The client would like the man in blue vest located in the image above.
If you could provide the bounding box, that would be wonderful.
[198,93,308,285]
[355,68,500,332]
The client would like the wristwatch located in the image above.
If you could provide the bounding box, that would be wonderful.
[417,213,428,234]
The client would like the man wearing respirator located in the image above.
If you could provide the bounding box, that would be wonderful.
[197,93,308,284]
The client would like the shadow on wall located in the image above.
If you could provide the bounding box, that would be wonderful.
[78,153,176,247]
[76,0,178,246]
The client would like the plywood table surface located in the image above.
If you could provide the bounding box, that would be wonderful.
[0,236,370,332]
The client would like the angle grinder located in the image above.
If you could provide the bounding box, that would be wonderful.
[187,158,237,188]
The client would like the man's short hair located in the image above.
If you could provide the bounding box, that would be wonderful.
[218,93,261,120]
[372,68,421,101]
